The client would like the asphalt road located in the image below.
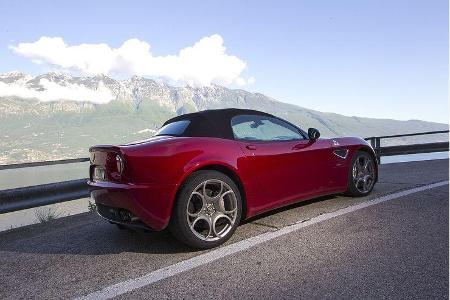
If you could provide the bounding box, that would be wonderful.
[0,159,448,299]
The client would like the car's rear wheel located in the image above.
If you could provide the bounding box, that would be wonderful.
[169,170,242,249]
[346,151,376,196]
[115,224,127,230]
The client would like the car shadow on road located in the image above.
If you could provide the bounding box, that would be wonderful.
[0,212,195,256]
[243,194,341,225]
[0,193,343,257]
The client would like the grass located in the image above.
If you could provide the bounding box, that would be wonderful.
[88,200,97,212]
[35,206,60,223]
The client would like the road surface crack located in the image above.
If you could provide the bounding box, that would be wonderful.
[251,221,279,230]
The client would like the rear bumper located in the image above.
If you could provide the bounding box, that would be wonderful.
[88,181,177,231]
[96,203,151,230]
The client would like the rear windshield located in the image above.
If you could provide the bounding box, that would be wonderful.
[155,120,190,136]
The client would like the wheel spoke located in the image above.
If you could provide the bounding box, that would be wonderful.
[356,178,364,189]
[352,165,358,181]
[211,213,232,238]
[353,170,362,184]
[216,181,224,198]
[216,190,237,214]
[358,157,365,169]
[363,159,370,172]
[363,175,373,192]
[201,181,208,199]
[192,191,205,201]
[187,211,199,217]
[362,178,369,191]
[187,191,205,217]
[189,215,212,239]
[187,178,238,242]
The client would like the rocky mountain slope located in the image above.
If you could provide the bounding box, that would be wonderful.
[0,72,447,164]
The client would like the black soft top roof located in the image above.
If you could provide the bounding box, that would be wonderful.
[162,108,275,139]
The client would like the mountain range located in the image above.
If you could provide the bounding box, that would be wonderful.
[0,71,447,164]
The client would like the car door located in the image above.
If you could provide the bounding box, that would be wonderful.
[231,114,334,214]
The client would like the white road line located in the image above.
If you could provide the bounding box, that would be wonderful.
[75,180,449,300]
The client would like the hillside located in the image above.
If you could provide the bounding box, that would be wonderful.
[0,72,447,164]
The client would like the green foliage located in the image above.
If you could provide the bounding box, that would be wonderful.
[35,206,60,223]
[88,201,97,212]
[0,99,176,163]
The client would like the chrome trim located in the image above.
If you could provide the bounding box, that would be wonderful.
[333,149,349,159]
[116,155,124,174]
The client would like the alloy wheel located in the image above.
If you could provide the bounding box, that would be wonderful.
[186,179,238,241]
[352,155,375,193]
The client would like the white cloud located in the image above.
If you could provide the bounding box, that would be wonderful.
[10,35,253,87]
[247,76,256,84]
[0,79,114,104]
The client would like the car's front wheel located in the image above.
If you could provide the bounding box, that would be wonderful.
[346,151,376,196]
[169,170,242,249]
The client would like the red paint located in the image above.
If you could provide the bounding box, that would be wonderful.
[88,135,377,230]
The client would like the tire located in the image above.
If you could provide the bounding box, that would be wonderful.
[346,151,376,197]
[115,224,127,230]
[169,170,242,249]
[109,221,127,230]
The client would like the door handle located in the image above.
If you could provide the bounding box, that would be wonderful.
[246,145,257,150]
[292,141,313,150]
[292,144,308,150]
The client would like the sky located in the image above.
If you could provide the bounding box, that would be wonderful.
[0,0,448,123]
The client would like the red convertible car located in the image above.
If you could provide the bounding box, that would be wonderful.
[89,108,377,248]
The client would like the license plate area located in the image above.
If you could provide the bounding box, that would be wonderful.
[93,167,106,182]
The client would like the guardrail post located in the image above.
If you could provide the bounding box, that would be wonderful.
[374,137,381,164]
[366,137,381,164]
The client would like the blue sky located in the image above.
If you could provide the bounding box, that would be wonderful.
[0,0,448,123]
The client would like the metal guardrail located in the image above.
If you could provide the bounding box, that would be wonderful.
[376,142,449,156]
[365,130,449,163]
[0,157,90,170]
[0,130,448,214]
[0,179,89,214]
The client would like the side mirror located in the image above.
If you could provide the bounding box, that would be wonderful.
[308,128,320,140]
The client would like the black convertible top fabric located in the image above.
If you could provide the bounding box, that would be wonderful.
[162,108,275,139]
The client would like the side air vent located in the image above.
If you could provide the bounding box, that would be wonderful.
[333,149,349,159]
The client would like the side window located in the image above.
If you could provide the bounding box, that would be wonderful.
[155,120,190,136]
[231,115,304,141]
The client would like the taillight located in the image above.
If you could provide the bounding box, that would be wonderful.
[116,154,125,175]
